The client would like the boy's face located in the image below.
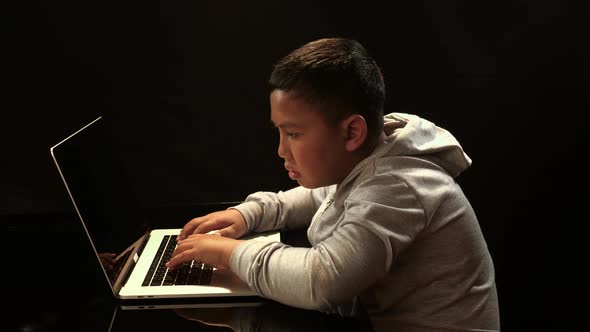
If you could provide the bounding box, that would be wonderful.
[270,90,353,188]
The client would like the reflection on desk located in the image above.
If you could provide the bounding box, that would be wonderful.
[111,300,375,332]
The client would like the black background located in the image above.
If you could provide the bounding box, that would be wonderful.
[2,1,587,330]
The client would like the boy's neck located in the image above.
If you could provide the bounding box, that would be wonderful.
[349,131,387,169]
[360,131,387,157]
[335,132,387,187]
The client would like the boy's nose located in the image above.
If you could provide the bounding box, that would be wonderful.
[277,136,289,159]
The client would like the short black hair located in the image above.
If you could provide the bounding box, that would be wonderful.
[269,38,385,142]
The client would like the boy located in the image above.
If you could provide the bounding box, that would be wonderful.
[166,38,500,331]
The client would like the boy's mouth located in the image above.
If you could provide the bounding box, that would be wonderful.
[288,169,301,180]
[285,165,301,180]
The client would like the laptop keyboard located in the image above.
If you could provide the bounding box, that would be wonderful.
[142,235,213,286]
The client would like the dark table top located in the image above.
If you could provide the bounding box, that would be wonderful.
[5,203,375,332]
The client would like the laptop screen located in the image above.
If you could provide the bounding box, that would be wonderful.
[51,116,149,287]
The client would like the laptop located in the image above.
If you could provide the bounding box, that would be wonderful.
[50,116,280,301]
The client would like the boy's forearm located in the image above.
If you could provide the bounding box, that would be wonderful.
[222,239,246,269]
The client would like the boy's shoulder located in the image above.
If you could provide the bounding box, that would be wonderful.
[350,155,455,193]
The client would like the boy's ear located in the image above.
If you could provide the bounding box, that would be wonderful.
[341,114,368,152]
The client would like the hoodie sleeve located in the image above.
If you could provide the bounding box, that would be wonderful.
[230,175,425,314]
[231,185,332,233]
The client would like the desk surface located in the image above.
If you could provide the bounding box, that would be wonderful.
[5,204,375,332]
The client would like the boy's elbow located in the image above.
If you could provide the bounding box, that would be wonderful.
[306,271,352,311]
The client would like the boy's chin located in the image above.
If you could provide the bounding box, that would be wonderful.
[296,179,314,189]
[296,178,330,189]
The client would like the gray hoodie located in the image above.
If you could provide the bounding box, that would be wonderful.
[231,113,500,331]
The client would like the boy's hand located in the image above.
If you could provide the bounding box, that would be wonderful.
[166,233,244,270]
[178,209,247,241]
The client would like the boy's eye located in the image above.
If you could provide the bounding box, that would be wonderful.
[286,132,300,138]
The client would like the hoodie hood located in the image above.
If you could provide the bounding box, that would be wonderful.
[378,112,472,178]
